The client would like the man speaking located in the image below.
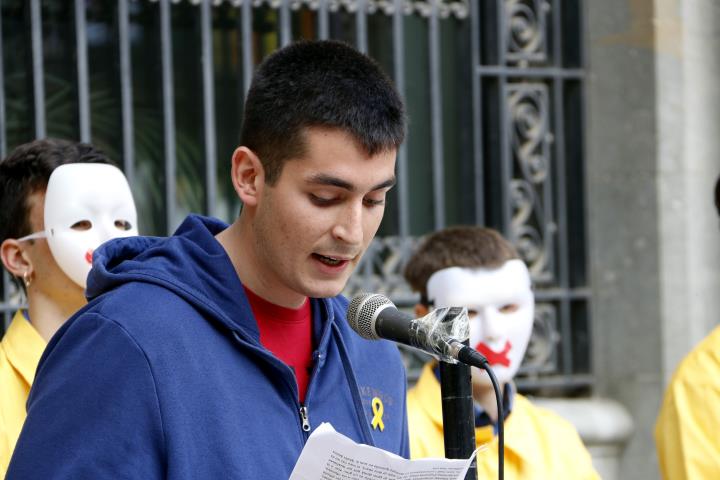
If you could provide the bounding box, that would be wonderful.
[7,40,409,479]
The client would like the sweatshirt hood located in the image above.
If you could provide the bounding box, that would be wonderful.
[86,215,257,335]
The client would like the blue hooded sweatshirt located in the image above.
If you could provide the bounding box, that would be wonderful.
[7,215,409,479]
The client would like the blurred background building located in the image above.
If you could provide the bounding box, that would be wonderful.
[0,1,717,478]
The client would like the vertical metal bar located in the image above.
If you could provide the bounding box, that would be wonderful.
[318,0,329,40]
[2,272,11,334]
[393,0,408,237]
[552,2,563,86]
[556,90,572,377]
[74,0,91,142]
[470,0,484,225]
[499,84,512,236]
[2,272,7,333]
[235,11,245,138]
[0,3,6,330]
[280,0,291,47]
[497,0,511,234]
[356,0,367,53]
[241,0,253,94]
[30,0,46,138]
[428,0,445,230]
[551,0,572,376]
[160,0,176,233]
[118,0,134,183]
[0,3,6,157]
[576,0,590,379]
[497,0,507,66]
[201,0,217,217]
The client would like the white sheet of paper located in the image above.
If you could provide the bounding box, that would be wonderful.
[289,423,478,480]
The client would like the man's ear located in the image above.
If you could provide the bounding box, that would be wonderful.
[1,239,32,279]
[230,147,265,207]
[414,303,429,318]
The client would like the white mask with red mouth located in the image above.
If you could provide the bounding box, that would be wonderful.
[426,260,534,387]
[43,163,138,288]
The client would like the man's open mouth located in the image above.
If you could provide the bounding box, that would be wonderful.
[313,254,345,266]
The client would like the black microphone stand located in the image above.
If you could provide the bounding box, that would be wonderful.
[457,347,505,480]
[439,342,477,480]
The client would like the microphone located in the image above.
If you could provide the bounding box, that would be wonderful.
[346,292,488,367]
[348,292,504,480]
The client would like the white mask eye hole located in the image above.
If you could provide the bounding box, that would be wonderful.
[70,220,92,231]
[467,309,479,319]
[114,219,133,231]
[499,303,519,314]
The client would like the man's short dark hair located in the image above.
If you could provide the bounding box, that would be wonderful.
[240,40,405,184]
[0,138,111,244]
[403,226,520,302]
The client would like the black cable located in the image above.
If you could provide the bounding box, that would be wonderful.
[457,346,504,480]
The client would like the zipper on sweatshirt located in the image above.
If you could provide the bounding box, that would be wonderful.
[299,405,311,432]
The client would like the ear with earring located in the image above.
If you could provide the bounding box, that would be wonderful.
[23,270,32,289]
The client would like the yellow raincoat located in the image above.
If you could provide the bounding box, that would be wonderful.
[408,363,599,479]
[0,311,46,477]
[655,325,720,479]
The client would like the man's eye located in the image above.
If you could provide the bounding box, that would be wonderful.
[115,220,133,231]
[70,220,92,231]
[363,197,385,207]
[499,304,519,314]
[309,194,335,206]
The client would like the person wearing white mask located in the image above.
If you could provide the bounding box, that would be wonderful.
[403,226,598,479]
[0,138,137,476]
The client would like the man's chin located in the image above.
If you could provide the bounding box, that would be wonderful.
[302,281,347,299]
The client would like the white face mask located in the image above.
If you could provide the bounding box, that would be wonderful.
[426,260,534,387]
[42,163,138,288]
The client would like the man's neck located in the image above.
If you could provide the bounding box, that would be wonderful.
[27,292,85,342]
[216,217,307,309]
[473,381,509,423]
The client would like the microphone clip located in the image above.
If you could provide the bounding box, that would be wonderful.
[411,306,470,364]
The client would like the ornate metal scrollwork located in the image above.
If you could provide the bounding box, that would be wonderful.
[519,302,559,375]
[145,0,469,20]
[507,82,554,284]
[504,0,549,64]
[343,236,421,307]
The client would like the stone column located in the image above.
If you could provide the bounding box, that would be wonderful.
[657,0,720,378]
[586,1,720,478]
[586,0,663,478]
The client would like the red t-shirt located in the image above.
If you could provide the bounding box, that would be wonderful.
[243,287,313,403]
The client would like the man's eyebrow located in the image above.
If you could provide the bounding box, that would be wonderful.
[306,174,396,192]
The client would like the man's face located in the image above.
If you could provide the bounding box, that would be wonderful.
[427,260,534,387]
[251,128,396,306]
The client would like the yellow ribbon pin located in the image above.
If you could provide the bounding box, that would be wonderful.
[371,397,385,431]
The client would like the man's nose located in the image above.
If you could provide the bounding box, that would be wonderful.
[331,202,363,246]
